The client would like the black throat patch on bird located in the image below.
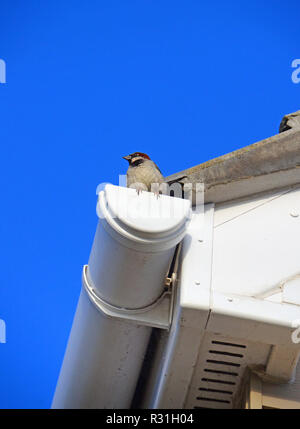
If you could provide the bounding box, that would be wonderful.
[131,158,145,167]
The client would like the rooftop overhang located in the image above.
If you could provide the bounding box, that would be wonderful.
[166,110,300,205]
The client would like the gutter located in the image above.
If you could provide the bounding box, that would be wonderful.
[52,185,191,408]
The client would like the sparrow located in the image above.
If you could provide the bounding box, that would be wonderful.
[123,152,164,194]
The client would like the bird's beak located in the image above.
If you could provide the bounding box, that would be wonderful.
[123,155,131,161]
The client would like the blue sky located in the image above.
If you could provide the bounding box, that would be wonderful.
[0,0,299,408]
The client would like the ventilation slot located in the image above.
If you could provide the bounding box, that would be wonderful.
[211,340,246,349]
[206,359,241,367]
[201,378,236,386]
[199,387,233,395]
[209,350,244,358]
[194,338,247,409]
[196,397,231,404]
[204,369,238,376]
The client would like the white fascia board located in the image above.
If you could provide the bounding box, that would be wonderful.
[180,204,214,320]
[150,205,214,408]
[207,291,300,347]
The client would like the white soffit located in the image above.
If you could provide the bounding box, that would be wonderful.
[212,186,300,297]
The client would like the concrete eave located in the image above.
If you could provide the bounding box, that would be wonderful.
[166,110,300,205]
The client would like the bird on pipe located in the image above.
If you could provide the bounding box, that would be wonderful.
[123,152,186,197]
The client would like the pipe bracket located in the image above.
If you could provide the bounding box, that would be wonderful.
[82,265,175,330]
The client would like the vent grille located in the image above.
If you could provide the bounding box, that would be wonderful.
[185,336,248,409]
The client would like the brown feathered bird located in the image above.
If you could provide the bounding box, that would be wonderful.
[123,152,164,194]
[123,152,187,197]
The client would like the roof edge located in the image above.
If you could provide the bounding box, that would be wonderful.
[166,111,300,204]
